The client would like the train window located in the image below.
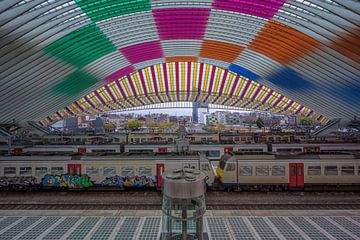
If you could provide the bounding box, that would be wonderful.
[325,166,338,176]
[226,163,236,171]
[291,166,296,176]
[51,167,63,175]
[341,166,354,176]
[308,166,321,175]
[92,149,116,153]
[272,166,285,176]
[298,167,303,176]
[103,167,116,176]
[239,166,252,176]
[4,167,16,175]
[256,166,269,176]
[20,167,32,176]
[121,167,134,176]
[35,167,48,176]
[201,164,210,172]
[139,167,152,176]
[205,151,220,157]
[86,167,99,176]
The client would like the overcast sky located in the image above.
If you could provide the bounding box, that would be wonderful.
[123,108,193,116]
[117,107,253,116]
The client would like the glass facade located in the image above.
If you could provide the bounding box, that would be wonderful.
[162,195,205,240]
[161,169,207,239]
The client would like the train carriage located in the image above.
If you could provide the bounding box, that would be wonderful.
[0,153,216,190]
[80,153,215,189]
[219,154,360,191]
[303,156,360,190]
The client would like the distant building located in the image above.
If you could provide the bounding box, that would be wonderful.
[169,116,178,123]
[93,117,104,134]
[144,113,169,123]
[192,102,208,124]
[64,117,78,132]
[206,114,218,125]
[206,111,229,125]
[217,112,227,125]
[225,113,241,125]
[198,109,208,124]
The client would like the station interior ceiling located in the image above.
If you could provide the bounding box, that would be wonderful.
[0,0,359,126]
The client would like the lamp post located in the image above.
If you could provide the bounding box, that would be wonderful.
[8,135,12,155]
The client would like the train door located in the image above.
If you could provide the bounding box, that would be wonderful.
[78,147,86,153]
[158,147,167,153]
[68,164,81,175]
[289,163,304,187]
[156,163,165,188]
[224,147,233,153]
[297,163,304,186]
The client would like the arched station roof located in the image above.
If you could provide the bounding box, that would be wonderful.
[0,0,359,125]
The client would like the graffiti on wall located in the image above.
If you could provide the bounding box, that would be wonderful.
[0,177,36,190]
[100,175,156,188]
[42,174,93,188]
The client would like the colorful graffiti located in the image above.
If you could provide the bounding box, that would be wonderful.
[0,177,37,190]
[42,174,93,189]
[100,175,156,188]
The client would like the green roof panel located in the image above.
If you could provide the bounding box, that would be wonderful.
[75,0,151,22]
[52,70,99,96]
[44,23,117,68]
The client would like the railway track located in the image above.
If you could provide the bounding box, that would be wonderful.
[1,203,360,210]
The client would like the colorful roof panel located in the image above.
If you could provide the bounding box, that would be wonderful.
[41,62,327,126]
[0,0,359,124]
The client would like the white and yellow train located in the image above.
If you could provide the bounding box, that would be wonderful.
[217,154,360,191]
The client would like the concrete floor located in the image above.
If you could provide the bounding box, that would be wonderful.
[1,209,360,217]
[1,213,360,239]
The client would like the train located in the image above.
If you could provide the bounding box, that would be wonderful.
[0,152,359,191]
[217,154,360,191]
[2,143,360,160]
[0,153,215,190]
[36,131,359,145]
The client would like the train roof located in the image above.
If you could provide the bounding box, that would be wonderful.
[80,154,200,161]
[0,156,73,161]
[232,154,360,162]
[0,152,200,162]
[271,143,360,147]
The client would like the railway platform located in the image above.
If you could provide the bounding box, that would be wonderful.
[1,210,360,239]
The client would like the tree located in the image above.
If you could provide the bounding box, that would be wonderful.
[104,122,116,132]
[202,127,218,133]
[202,124,225,133]
[256,117,265,128]
[127,121,142,130]
[300,118,314,126]
[215,124,225,132]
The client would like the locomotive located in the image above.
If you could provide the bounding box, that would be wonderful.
[0,152,359,191]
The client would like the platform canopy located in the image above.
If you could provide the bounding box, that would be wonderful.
[0,0,359,125]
